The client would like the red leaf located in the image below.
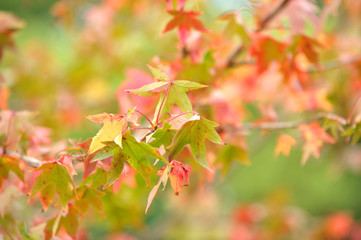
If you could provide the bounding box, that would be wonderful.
[158,160,192,195]
[163,10,209,45]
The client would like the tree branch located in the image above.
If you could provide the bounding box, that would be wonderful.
[222,112,346,132]
[5,150,42,168]
[226,0,292,68]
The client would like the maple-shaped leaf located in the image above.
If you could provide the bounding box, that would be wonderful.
[0,11,25,60]
[0,155,24,189]
[148,121,177,148]
[168,115,224,169]
[145,164,170,213]
[163,10,210,45]
[74,186,105,217]
[44,204,79,240]
[121,131,167,186]
[30,162,75,210]
[58,154,77,179]
[299,122,336,165]
[250,34,287,72]
[216,145,250,176]
[86,113,127,154]
[104,147,127,188]
[167,160,192,195]
[127,65,207,123]
[81,167,107,189]
[274,134,296,157]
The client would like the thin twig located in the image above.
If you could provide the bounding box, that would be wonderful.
[5,150,42,168]
[155,84,171,124]
[347,95,361,123]
[257,0,292,32]
[226,0,292,68]
[166,111,199,123]
[223,112,346,131]
[134,109,154,128]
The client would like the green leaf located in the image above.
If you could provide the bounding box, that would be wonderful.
[104,147,127,188]
[173,80,207,89]
[147,64,169,81]
[74,186,105,216]
[92,143,118,162]
[31,163,74,209]
[145,165,170,213]
[148,121,177,148]
[59,205,79,239]
[121,131,167,186]
[81,167,107,189]
[216,145,250,176]
[126,81,168,97]
[0,156,24,188]
[168,115,223,169]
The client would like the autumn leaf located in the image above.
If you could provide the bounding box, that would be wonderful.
[163,10,210,45]
[167,160,192,195]
[168,115,224,169]
[104,147,127,188]
[148,121,177,148]
[0,155,24,189]
[44,204,79,240]
[74,186,105,217]
[30,162,75,211]
[86,113,127,154]
[121,130,167,187]
[299,122,336,165]
[145,165,170,213]
[216,145,250,176]
[274,134,296,157]
[127,65,207,122]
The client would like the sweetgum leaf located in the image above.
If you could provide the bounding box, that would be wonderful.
[74,186,105,216]
[168,115,223,169]
[121,131,167,186]
[145,165,170,213]
[31,162,74,209]
[148,121,177,148]
[147,64,169,81]
[0,156,24,188]
[104,147,127,188]
[86,113,127,154]
[59,204,79,239]
[126,81,168,97]
[127,66,207,122]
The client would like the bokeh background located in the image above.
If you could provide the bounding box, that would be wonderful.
[1,0,361,239]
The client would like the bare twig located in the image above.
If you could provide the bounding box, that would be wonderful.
[222,112,346,132]
[226,0,292,68]
[5,150,42,168]
[257,0,292,32]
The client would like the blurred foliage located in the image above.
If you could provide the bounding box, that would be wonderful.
[1,0,361,239]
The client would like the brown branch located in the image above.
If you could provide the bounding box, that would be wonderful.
[257,0,292,32]
[5,150,42,168]
[226,0,293,68]
[223,112,346,132]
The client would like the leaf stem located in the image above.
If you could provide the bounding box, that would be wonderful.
[347,95,361,123]
[155,84,171,124]
[134,109,154,128]
[166,111,199,123]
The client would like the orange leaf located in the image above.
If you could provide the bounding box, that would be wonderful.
[274,134,296,157]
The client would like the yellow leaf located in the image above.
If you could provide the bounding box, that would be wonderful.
[87,113,127,154]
